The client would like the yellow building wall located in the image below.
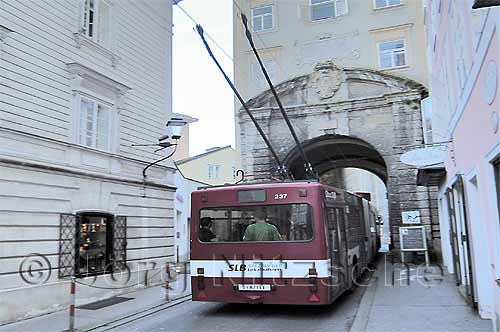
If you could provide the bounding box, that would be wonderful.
[176,147,240,185]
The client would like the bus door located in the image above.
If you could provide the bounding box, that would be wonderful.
[326,207,348,298]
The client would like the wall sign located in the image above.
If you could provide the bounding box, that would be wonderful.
[402,210,421,224]
[400,146,446,168]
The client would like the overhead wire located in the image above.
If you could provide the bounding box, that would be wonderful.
[195,24,289,178]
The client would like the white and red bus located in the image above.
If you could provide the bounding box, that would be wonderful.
[190,181,380,305]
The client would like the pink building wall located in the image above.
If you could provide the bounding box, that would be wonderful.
[425,0,500,329]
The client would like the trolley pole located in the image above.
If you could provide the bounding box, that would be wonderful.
[68,276,76,332]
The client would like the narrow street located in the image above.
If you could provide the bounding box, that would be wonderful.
[90,287,365,332]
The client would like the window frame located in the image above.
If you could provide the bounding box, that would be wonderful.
[77,94,113,152]
[310,0,348,22]
[81,0,112,48]
[373,0,402,10]
[75,213,114,278]
[251,4,274,33]
[207,164,221,179]
[377,39,408,70]
[197,203,315,244]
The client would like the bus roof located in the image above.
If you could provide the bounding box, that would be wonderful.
[195,180,321,192]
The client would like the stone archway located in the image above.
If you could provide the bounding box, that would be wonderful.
[283,134,387,183]
[238,60,439,253]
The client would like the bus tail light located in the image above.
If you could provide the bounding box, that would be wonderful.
[308,267,319,302]
[309,293,320,302]
[197,289,208,300]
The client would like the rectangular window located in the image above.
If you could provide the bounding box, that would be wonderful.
[77,215,111,276]
[374,0,401,9]
[82,0,111,47]
[378,39,407,69]
[252,60,277,91]
[79,96,111,151]
[251,5,274,32]
[208,164,221,179]
[199,204,313,242]
[310,0,347,21]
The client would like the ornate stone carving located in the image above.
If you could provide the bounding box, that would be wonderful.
[310,60,342,99]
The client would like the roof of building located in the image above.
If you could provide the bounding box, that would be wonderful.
[175,145,233,165]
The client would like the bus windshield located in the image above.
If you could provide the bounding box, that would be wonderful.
[198,204,313,243]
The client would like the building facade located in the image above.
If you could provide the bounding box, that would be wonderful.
[233,0,431,249]
[422,0,500,330]
[0,0,177,324]
[233,0,428,102]
[176,146,240,186]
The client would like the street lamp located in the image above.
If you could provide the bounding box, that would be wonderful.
[142,116,189,180]
[166,117,188,140]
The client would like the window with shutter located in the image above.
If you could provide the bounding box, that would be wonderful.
[59,213,126,278]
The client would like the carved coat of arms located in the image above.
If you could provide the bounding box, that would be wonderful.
[311,60,342,99]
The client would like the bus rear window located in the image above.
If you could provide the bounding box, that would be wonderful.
[198,204,313,243]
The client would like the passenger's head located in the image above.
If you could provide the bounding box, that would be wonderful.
[200,217,213,228]
[253,208,267,222]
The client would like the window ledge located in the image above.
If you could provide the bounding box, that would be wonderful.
[253,28,277,35]
[308,14,348,25]
[73,33,121,67]
[380,64,410,71]
[373,3,405,11]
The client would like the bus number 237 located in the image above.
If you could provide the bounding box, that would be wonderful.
[274,193,288,200]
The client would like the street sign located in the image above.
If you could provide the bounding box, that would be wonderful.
[399,225,429,266]
[399,226,427,251]
[402,210,421,224]
[400,146,446,167]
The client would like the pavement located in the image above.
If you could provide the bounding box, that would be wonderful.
[349,256,493,332]
[0,277,191,332]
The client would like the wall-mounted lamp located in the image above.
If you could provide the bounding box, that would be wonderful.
[166,117,188,140]
[140,116,190,180]
[472,0,500,8]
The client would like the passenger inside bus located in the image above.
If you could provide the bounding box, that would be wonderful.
[199,217,216,242]
[243,209,282,241]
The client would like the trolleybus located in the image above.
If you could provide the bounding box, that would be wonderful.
[190,181,379,305]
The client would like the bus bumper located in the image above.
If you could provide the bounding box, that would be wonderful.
[191,277,331,305]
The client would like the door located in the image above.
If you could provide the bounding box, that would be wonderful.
[326,207,348,298]
[446,189,462,286]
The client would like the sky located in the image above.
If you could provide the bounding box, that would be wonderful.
[172,0,235,156]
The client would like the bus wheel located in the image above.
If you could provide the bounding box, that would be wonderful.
[347,258,359,292]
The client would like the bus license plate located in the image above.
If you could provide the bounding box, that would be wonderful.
[237,284,271,292]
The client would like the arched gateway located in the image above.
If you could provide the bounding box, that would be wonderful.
[238,61,439,254]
